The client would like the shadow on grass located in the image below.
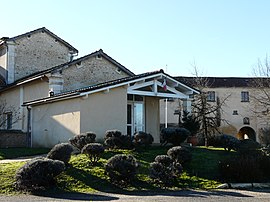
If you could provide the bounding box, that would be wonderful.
[56,165,163,194]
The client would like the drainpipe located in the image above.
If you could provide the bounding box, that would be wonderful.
[26,106,32,147]
[165,98,168,128]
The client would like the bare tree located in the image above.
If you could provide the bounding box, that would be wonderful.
[188,66,230,146]
[251,56,270,117]
[250,56,270,145]
[0,99,21,130]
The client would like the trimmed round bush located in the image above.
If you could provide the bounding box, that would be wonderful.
[47,143,73,165]
[160,127,190,146]
[69,132,96,151]
[167,146,192,165]
[105,154,139,186]
[133,131,154,146]
[149,154,183,185]
[104,130,122,139]
[81,143,104,164]
[14,157,65,191]
[104,130,133,149]
[219,134,241,151]
[154,155,173,167]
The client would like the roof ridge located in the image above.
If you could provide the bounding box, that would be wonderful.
[5,27,78,53]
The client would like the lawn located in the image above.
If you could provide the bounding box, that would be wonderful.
[0,146,232,195]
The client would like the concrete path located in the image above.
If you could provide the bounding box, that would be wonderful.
[0,154,46,164]
[1,189,270,201]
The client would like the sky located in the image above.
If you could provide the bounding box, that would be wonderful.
[1,0,270,77]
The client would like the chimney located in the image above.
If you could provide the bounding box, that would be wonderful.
[48,72,63,96]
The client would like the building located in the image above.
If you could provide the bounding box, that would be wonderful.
[0,28,198,148]
[160,76,270,143]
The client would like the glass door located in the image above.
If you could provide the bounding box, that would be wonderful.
[127,98,145,136]
[134,103,144,133]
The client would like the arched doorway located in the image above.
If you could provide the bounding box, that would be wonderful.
[237,126,256,141]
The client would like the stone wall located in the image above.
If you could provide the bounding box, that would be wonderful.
[0,130,28,148]
[14,31,72,81]
[62,55,130,91]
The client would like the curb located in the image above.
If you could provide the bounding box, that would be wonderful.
[217,183,270,189]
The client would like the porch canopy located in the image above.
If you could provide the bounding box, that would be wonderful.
[126,70,199,99]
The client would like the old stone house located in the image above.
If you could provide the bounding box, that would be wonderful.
[160,77,270,143]
[0,27,197,147]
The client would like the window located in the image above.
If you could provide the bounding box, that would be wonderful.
[207,91,215,102]
[6,113,12,130]
[243,117,250,125]
[241,91,249,102]
[127,94,144,102]
[233,110,238,115]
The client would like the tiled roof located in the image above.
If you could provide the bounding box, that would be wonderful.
[23,69,165,106]
[1,27,78,53]
[175,76,253,88]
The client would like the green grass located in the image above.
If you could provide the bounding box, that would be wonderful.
[0,146,233,195]
[186,146,238,179]
[0,148,50,160]
[0,162,25,194]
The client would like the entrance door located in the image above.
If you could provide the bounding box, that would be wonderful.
[127,101,145,136]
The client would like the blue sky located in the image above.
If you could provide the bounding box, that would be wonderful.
[1,0,269,77]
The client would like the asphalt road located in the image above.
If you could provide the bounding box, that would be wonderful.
[1,189,270,202]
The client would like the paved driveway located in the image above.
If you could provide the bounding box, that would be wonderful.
[1,189,270,202]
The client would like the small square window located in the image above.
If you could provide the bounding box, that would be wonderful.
[243,117,250,125]
[241,91,249,102]
[127,94,133,101]
[233,110,238,115]
[207,91,215,102]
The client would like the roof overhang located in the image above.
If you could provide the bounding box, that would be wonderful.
[23,71,199,107]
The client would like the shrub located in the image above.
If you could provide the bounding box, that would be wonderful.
[104,130,133,149]
[133,131,154,146]
[258,153,270,179]
[69,132,96,151]
[81,143,104,165]
[149,154,183,185]
[181,111,200,135]
[105,154,139,186]
[219,154,264,182]
[14,158,65,191]
[210,134,241,151]
[160,127,190,146]
[104,130,122,139]
[167,146,192,165]
[154,155,173,166]
[238,139,261,154]
[47,143,73,165]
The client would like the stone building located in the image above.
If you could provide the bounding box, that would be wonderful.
[0,27,197,147]
[160,77,270,143]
